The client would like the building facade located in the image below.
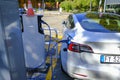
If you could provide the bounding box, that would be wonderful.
[104,0,120,14]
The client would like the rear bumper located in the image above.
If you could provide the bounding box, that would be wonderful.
[67,64,120,80]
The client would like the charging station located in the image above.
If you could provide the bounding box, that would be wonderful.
[0,0,60,80]
[0,0,26,80]
[22,14,46,69]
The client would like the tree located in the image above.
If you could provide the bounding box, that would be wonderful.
[60,0,73,12]
[60,0,102,12]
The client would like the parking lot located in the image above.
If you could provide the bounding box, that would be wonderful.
[1,1,120,80]
[42,11,70,36]
[42,11,74,80]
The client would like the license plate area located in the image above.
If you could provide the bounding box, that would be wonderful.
[100,55,120,64]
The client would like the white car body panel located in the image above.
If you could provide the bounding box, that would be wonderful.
[61,13,120,80]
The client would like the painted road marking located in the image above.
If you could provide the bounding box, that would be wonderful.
[45,35,62,80]
[46,58,57,80]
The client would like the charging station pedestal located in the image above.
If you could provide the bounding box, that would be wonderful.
[22,15,46,69]
[0,1,26,80]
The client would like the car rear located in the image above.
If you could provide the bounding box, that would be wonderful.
[64,12,120,80]
[67,33,120,80]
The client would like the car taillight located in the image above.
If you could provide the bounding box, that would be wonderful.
[68,42,93,53]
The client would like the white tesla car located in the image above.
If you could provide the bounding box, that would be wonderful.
[60,12,120,80]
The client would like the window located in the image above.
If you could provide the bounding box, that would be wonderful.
[66,15,75,29]
[76,12,120,33]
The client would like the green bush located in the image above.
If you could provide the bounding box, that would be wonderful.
[60,1,73,12]
[116,8,120,15]
[60,0,99,13]
[86,12,99,18]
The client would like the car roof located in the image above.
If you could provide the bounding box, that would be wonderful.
[74,12,120,17]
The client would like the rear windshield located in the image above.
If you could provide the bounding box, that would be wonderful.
[76,12,120,33]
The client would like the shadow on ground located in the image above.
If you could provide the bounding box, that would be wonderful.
[52,57,73,80]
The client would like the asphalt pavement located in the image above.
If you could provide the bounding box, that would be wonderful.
[52,57,73,80]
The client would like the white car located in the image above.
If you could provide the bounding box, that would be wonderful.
[60,12,120,80]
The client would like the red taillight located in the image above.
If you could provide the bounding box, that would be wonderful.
[68,42,80,53]
[68,42,93,53]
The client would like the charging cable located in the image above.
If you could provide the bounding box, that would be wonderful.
[40,20,54,80]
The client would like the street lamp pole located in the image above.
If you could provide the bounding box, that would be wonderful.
[90,0,92,11]
[103,0,107,12]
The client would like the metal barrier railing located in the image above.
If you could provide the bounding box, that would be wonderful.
[43,27,59,59]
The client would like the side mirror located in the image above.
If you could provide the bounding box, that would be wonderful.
[62,21,66,25]
[62,21,67,28]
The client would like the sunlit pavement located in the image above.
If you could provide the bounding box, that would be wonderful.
[42,10,70,37]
